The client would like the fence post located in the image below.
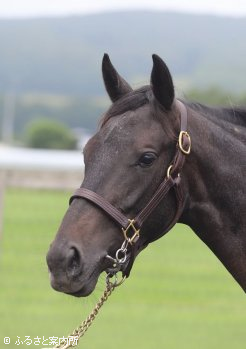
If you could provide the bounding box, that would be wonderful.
[0,170,6,239]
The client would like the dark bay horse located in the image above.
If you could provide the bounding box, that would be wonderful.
[47,54,246,296]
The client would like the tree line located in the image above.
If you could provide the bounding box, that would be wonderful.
[0,87,245,149]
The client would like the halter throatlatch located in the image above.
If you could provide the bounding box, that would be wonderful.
[69,100,191,278]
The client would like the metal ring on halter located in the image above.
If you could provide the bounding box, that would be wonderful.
[178,131,191,155]
[167,165,173,178]
[115,247,127,264]
[167,165,180,179]
[106,239,129,266]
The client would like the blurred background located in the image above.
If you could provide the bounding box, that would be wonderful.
[0,1,245,348]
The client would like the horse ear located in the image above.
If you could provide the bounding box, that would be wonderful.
[102,53,133,102]
[151,54,174,110]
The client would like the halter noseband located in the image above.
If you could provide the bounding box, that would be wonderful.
[69,100,191,277]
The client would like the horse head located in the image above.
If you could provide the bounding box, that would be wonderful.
[46,54,189,296]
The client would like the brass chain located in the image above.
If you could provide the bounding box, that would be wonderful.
[53,275,125,349]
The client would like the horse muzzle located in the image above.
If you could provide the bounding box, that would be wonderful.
[46,242,104,297]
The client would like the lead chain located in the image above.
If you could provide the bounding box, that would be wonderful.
[52,275,125,349]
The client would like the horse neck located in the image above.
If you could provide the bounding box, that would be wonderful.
[180,104,246,292]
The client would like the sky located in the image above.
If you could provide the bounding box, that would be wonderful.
[0,0,246,18]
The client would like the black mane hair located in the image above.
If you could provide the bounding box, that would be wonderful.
[100,86,152,127]
[186,101,246,127]
[100,86,246,130]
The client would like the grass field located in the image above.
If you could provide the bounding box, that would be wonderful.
[1,188,245,349]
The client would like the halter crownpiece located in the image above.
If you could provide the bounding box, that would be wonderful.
[69,100,191,277]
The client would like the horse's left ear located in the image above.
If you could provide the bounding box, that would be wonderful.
[102,53,133,102]
[151,54,175,110]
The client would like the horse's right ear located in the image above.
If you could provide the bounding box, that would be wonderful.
[151,54,174,110]
[102,54,133,102]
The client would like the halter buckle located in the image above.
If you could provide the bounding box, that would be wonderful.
[167,165,173,178]
[178,131,191,155]
[122,219,140,245]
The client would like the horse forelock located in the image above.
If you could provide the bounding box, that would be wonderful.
[100,86,152,128]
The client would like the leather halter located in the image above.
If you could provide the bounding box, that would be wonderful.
[69,100,191,274]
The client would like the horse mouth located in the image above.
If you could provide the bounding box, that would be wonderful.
[49,259,105,297]
[68,277,99,297]
[67,254,128,297]
[48,247,131,297]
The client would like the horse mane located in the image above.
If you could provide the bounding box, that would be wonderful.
[186,101,246,128]
[100,86,246,130]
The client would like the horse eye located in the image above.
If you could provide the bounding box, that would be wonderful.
[138,152,157,168]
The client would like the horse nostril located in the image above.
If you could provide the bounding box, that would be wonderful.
[67,246,82,277]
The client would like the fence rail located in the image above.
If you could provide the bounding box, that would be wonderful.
[0,146,84,236]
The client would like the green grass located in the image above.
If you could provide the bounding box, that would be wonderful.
[1,188,245,349]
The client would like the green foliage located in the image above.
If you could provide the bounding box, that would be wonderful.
[6,94,106,137]
[24,118,77,150]
[1,12,246,95]
[1,12,246,144]
[1,188,245,349]
[0,88,246,145]
[186,87,246,107]
[186,87,233,106]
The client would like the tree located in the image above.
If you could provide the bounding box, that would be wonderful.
[24,119,77,150]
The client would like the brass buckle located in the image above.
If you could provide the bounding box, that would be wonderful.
[178,131,191,155]
[167,165,173,178]
[122,219,140,245]
[167,164,180,179]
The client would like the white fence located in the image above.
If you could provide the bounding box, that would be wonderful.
[0,146,84,235]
